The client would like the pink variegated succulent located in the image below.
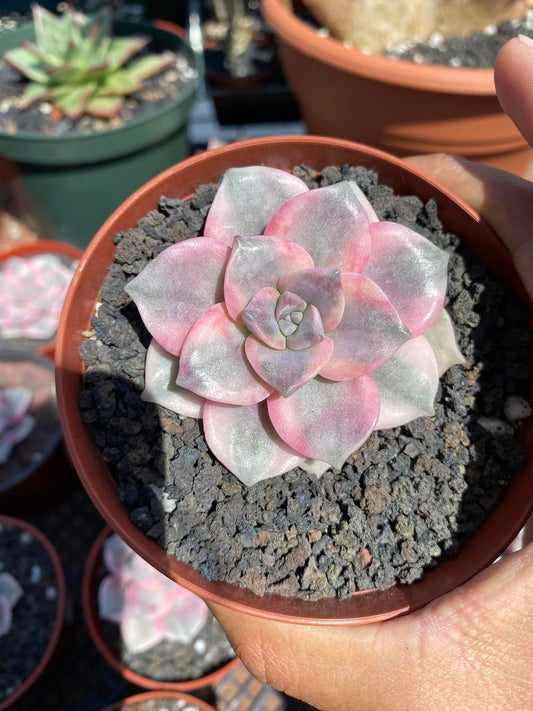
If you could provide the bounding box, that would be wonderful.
[125,166,464,486]
[98,533,209,654]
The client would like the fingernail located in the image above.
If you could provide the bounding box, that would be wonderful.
[518,34,533,48]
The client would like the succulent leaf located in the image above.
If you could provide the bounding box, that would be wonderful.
[177,303,273,405]
[3,46,48,83]
[423,308,465,376]
[85,94,125,118]
[203,401,304,486]
[33,3,70,60]
[53,82,97,120]
[265,182,372,272]
[241,287,286,350]
[278,268,345,332]
[127,53,176,82]
[105,36,150,71]
[204,166,309,247]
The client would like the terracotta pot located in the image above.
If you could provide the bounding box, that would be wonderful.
[56,135,533,625]
[261,0,533,178]
[101,690,216,711]
[0,348,73,513]
[0,239,83,359]
[83,526,239,692]
[0,515,66,710]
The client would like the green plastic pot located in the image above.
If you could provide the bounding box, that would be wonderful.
[0,20,201,249]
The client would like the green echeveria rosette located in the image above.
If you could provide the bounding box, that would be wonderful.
[125,166,465,486]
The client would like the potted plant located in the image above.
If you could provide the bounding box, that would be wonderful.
[0,514,66,710]
[0,3,201,249]
[0,348,72,512]
[260,0,533,176]
[83,526,238,692]
[0,239,82,359]
[101,690,217,711]
[55,135,533,625]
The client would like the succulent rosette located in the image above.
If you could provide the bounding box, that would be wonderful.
[125,166,464,486]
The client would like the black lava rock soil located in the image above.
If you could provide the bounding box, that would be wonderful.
[78,164,531,601]
[0,521,59,705]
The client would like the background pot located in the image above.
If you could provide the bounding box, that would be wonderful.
[0,20,201,250]
[56,135,533,625]
[261,0,533,178]
[83,526,239,693]
[101,690,216,711]
[0,515,66,710]
[0,239,82,359]
[0,348,73,513]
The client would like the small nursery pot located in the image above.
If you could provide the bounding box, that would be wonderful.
[261,0,533,177]
[0,348,69,513]
[83,527,239,692]
[0,515,66,710]
[56,135,533,625]
[0,239,83,359]
[101,690,216,711]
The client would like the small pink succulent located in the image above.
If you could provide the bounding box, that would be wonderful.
[0,572,23,637]
[125,166,464,486]
[0,387,35,465]
[98,533,209,654]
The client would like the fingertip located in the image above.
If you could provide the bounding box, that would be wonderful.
[494,35,533,147]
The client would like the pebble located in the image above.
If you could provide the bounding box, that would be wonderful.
[504,396,532,422]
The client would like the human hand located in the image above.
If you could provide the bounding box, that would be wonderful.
[207,36,533,711]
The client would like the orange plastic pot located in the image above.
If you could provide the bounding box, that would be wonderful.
[83,526,239,692]
[0,239,83,359]
[0,515,66,710]
[56,135,533,626]
[261,0,533,178]
[101,690,216,711]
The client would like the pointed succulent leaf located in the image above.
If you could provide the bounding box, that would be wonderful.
[0,572,23,608]
[97,69,141,96]
[142,339,204,419]
[203,400,304,486]
[124,237,230,357]
[32,3,71,60]
[3,46,48,83]
[268,375,380,469]
[373,336,439,430]
[53,82,96,119]
[19,39,59,67]
[177,303,273,405]
[224,235,314,322]
[162,592,208,644]
[286,304,325,351]
[126,53,176,82]
[265,182,372,272]
[105,36,150,71]
[275,291,307,320]
[245,334,333,397]
[320,274,410,381]
[121,611,163,654]
[278,268,345,331]
[364,222,449,337]
[19,82,53,107]
[423,309,465,376]
[46,62,85,85]
[86,94,125,118]
[203,166,309,247]
[241,287,285,350]
[98,575,125,624]
[347,181,379,222]
[103,532,132,576]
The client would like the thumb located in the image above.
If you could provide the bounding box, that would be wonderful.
[494,35,533,148]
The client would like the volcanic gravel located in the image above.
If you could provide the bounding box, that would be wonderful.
[0,522,59,704]
[78,164,531,601]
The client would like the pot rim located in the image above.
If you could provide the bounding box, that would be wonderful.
[261,0,497,95]
[0,239,83,359]
[83,525,239,692]
[0,514,66,711]
[56,134,533,625]
[100,689,217,711]
[0,19,201,144]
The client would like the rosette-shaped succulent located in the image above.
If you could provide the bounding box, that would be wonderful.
[98,533,208,654]
[3,4,176,119]
[126,166,464,486]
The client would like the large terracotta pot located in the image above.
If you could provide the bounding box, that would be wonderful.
[55,135,533,626]
[0,515,66,710]
[83,526,239,692]
[261,0,533,178]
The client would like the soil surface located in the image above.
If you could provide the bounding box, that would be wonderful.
[0,353,61,491]
[78,164,531,601]
[0,25,197,137]
[0,521,59,704]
